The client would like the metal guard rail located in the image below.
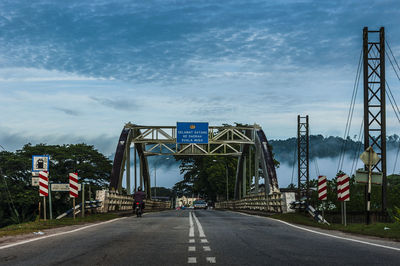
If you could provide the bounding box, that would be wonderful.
[216,192,282,213]
[96,190,171,213]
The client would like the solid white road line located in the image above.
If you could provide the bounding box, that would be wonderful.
[206,257,216,263]
[0,217,128,250]
[189,212,194,237]
[276,219,400,252]
[188,257,197,263]
[192,212,206,238]
[203,246,211,251]
[188,246,196,252]
[231,211,400,252]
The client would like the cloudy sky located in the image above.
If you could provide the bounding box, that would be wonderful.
[1,0,400,187]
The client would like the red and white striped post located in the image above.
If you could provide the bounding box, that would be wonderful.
[318,175,327,220]
[39,171,49,221]
[337,174,350,226]
[69,173,79,219]
[318,176,327,200]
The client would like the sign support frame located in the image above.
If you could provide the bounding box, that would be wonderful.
[49,181,53,220]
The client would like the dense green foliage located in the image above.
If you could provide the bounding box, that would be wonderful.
[0,144,112,228]
[173,144,279,201]
[150,187,173,198]
[307,173,400,217]
[173,156,238,201]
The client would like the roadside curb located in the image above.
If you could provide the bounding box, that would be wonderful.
[222,209,400,252]
[0,216,128,250]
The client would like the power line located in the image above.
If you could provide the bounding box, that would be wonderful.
[350,119,364,176]
[337,48,363,173]
[290,141,297,186]
[385,40,400,174]
[387,41,400,76]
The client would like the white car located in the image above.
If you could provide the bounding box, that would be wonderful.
[193,200,207,209]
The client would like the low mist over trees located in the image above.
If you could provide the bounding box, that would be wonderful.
[270,134,400,164]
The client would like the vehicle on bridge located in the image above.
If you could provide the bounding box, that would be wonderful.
[193,200,207,209]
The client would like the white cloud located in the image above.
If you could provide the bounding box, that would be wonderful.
[0,67,106,82]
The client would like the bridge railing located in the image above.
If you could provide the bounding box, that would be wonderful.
[96,190,171,213]
[216,192,283,213]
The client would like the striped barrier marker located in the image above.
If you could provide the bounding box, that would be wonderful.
[318,175,327,201]
[337,174,350,201]
[337,174,350,226]
[39,171,49,197]
[39,171,49,221]
[69,173,79,198]
[69,173,78,219]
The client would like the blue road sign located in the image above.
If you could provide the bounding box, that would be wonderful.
[177,122,209,144]
[32,155,50,172]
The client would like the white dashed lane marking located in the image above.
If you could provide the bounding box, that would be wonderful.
[188,211,216,264]
[188,257,197,264]
[189,212,194,238]
[206,257,216,263]
[192,212,206,238]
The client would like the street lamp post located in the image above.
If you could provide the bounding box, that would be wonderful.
[154,163,157,199]
[154,156,170,200]
[213,159,228,200]
[226,163,229,201]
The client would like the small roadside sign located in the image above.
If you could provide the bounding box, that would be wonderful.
[360,147,380,166]
[51,183,81,192]
[355,170,383,185]
[32,155,50,173]
[32,177,40,186]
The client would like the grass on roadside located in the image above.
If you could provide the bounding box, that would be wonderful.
[271,213,400,241]
[0,213,120,237]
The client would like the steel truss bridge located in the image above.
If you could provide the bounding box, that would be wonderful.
[110,123,280,200]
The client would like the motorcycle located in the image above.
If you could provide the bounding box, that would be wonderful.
[135,202,143,217]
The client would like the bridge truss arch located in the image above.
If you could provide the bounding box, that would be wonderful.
[110,123,280,200]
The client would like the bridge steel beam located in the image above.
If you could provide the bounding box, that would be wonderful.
[254,144,260,194]
[297,115,309,202]
[111,124,280,201]
[363,27,387,211]
[235,129,280,200]
[126,137,131,195]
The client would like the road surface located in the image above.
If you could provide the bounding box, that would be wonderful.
[1,210,400,265]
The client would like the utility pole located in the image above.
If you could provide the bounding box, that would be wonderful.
[226,163,229,200]
[297,115,310,202]
[154,161,157,199]
[134,145,137,192]
[363,27,387,212]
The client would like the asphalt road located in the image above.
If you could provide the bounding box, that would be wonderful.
[1,209,400,265]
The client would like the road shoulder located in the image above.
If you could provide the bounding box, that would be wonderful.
[222,210,400,251]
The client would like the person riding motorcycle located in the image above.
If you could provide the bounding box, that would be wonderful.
[133,187,146,213]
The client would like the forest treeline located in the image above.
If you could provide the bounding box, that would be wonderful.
[0,143,112,228]
[270,134,400,164]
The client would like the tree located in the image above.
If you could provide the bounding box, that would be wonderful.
[0,143,112,227]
